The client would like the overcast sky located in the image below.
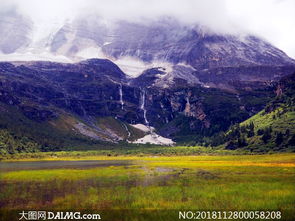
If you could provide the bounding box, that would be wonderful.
[1,0,295,58]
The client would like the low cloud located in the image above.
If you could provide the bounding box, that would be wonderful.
[1,0,295,58]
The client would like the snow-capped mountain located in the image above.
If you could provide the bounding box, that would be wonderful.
[45,16,294,67]
[1,13,295,145]
[0,10,32,54]
[1,15,294,89]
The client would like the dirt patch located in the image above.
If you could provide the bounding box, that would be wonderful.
[196,169,219,179]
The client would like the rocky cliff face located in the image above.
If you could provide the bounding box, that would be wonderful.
[1,58,289,144]
[48,17,294,68]
[3,15,294,91]
[1,15,295,146]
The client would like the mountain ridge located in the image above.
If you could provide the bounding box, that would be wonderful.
[1,58,294,151]
[1,15,295,153]
[219,72,295,152]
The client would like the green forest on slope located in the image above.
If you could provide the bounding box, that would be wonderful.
[217,73,295,152]
[1,72,294,155]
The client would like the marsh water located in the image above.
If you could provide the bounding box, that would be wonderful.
[0,155,294,221]
[0,160,132,171]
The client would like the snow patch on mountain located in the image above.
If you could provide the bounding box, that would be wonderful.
[115,57,148,77]
[132,134,175,145]
[115,56,177,78]
[0,51,71,63]
[131,124,153,132]
[76,46,106,60]
[153,63,199,88]
[130,123,174,145]
[114,57,174,78]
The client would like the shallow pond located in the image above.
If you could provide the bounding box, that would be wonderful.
[0,160,132,171]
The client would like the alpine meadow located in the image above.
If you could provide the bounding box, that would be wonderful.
[0,0,295,220]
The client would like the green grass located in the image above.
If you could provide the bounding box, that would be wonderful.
[1,154,294,220]
[240,109,295,151]
[0,146,251,160]
[242,109,295,134]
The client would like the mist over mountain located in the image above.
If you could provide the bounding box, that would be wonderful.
[0,9,32,54]
[1,0,295,59]
[1,12,294,82]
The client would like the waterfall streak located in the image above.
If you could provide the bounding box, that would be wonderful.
[119,84,124,110]
[122,123,131,140]
[140,89,149,125]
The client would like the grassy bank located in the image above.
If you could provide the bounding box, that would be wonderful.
[0,145,283,161]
